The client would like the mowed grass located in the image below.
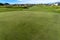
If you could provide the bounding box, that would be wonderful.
[0,11,60,40]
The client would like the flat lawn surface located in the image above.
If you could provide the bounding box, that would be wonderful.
[0,11,60,40]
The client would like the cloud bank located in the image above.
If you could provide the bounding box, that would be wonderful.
[0,0,59,4]
[17,0,59,4]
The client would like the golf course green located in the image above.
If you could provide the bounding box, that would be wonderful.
[0,11,60,40]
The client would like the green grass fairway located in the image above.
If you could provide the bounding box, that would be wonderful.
[0,11,60,40]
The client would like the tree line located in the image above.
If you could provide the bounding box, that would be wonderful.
[0,3,9,6]
[0,3,35,9]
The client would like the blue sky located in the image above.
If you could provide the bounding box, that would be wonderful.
[0,0,60,4]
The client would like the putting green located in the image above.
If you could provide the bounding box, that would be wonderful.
[0,11,60,40]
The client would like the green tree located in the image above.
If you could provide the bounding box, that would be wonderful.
[4,3,10,5]
[0,3,4,6]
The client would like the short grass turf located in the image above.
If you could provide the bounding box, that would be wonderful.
[0,11,60,40]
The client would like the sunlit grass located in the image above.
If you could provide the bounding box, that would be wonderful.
[0,11,60,40]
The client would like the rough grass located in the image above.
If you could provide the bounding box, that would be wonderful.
[0,6,60,13]
[0,7,23,12]
[26,6,60,13]
[0,11,60,40]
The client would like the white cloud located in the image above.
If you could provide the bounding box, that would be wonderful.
[17,0,23,1]
[17,0,59,4]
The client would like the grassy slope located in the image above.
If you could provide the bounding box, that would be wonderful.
[0,11,60,40]
[25,6,60,13]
